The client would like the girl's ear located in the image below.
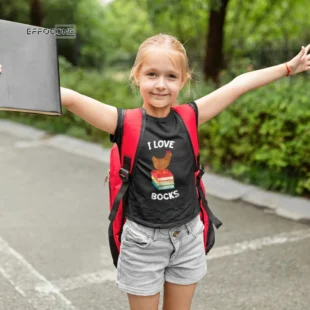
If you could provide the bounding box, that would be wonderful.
[180,79,185,89]
[134,76,140,86]
[181,74,190,89]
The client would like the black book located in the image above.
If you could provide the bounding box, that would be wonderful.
[0,19,62,115]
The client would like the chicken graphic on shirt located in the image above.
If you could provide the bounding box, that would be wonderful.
[151,151,175,190]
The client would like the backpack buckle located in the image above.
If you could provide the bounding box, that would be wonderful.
[198,164,204,179]
[119,168,129,182]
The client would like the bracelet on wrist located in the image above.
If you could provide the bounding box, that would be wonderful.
[285,63,291,77]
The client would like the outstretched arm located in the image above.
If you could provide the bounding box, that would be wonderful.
[196,44,310,125]
[61,87,118,135]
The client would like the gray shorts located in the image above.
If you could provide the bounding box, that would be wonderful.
[116,214,207,296]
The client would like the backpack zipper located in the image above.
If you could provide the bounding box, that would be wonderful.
[104,169,110,185]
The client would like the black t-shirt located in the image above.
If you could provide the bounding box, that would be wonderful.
[110,102,200,228]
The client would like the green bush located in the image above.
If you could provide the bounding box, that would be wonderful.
[198,76,310,197]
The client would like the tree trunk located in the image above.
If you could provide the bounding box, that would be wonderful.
[204,0,230,85]
[30,0,44,27]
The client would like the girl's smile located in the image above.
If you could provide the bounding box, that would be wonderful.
[151,93,169,97]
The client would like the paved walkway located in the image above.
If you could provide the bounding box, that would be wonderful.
[0,119,310,310]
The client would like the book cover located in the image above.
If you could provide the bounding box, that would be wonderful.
[152,181,175,191]
[151,177,174,187]
[151,169,174,181]
[0,20,61,116]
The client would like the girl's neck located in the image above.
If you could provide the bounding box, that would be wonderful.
[142,103,172,118]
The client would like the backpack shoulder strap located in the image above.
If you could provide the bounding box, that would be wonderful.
[108,108,145,222]
[173,103,222,229]
[120,108,145,176]
[172,102,199,167]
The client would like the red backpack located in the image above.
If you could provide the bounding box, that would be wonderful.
[108,103,222,268]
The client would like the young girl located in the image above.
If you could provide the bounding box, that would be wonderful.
[1,34,309,310]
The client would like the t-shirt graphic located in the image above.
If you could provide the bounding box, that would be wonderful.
[151,151,174,190]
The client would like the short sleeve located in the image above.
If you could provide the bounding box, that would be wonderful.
[189,101,198,127]
[110,108,124,146]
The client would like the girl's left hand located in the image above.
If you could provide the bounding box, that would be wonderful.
[287,44,310,75]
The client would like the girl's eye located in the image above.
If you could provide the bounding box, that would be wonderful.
[147,72,156,76]
[169,74,177,78]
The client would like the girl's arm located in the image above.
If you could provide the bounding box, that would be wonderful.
[196,44,310,125]
[61,87,118,135]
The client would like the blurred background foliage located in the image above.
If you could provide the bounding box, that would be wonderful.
[0,0,309,197]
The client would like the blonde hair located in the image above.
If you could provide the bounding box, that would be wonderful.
[129,34,192,90]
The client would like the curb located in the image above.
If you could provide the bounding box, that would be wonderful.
[203,173,310,223]
[1,119,309,223]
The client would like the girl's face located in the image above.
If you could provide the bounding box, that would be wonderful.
[136,48,184,116]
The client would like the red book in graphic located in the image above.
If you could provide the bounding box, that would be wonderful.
[151,169,174,181]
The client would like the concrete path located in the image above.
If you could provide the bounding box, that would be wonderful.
[0,120,309,310]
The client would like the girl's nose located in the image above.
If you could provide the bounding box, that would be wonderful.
[156,77,166,89]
